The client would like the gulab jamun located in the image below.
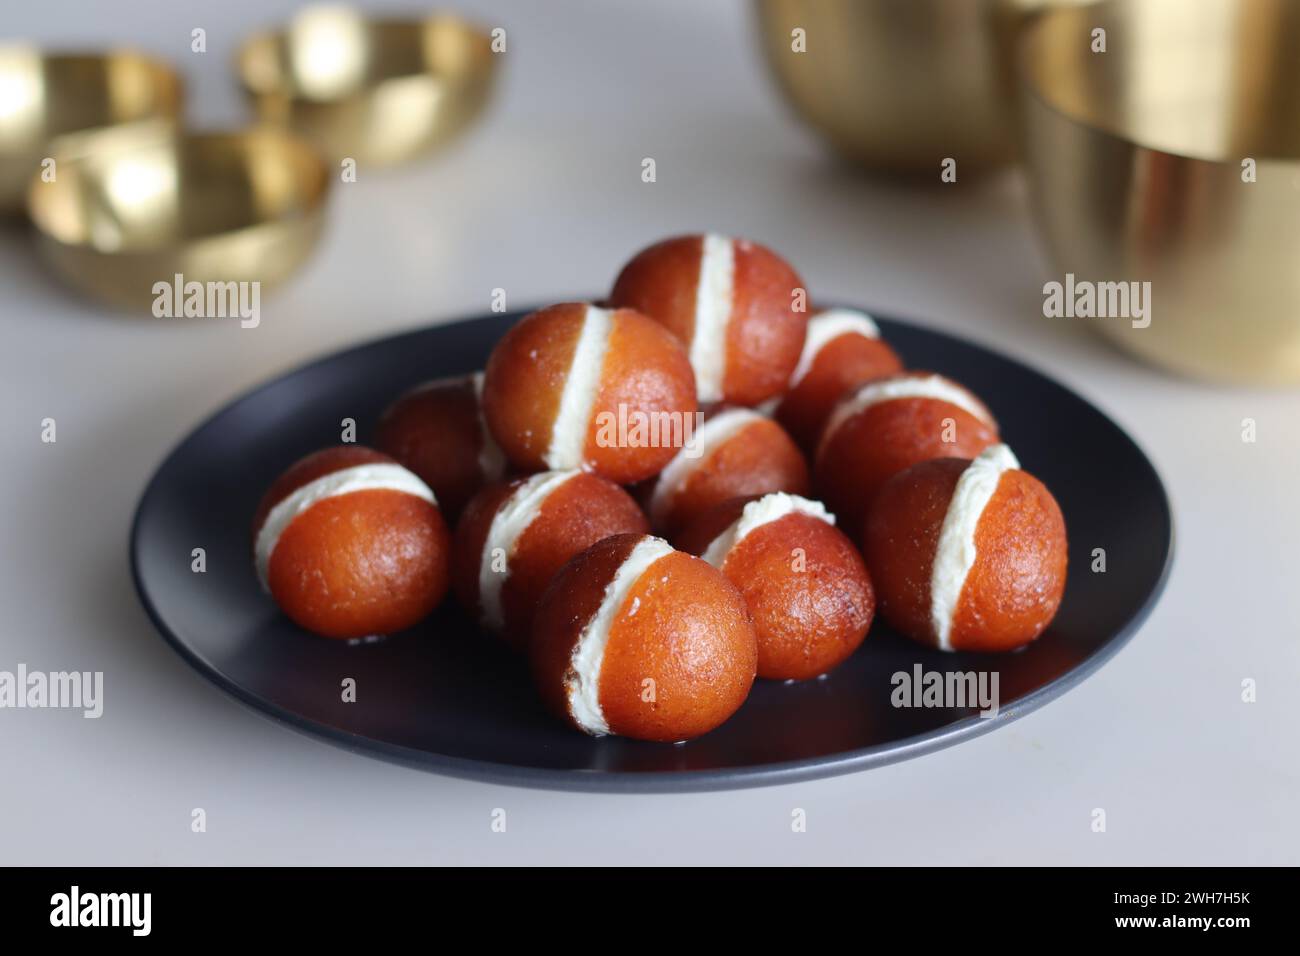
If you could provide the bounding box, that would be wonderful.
[454,469,649,651]
[609,233,808,406]
[678,493,875,681]
[374,372,506,521]
[863,444,1067,652]
[641,405,809,540]
[252,446,451,639]
[531,533,757,742]
[481,302,698,484]
[770,308,903,452]
[815,371,999,539]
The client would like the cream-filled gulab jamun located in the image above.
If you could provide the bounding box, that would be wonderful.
[252,446,451,639]
[770,308,903,452]
[481,302,697,484]
[863,445,1067,653]
[532,533,757,742]
[815,371,999,539]
[374,373,505,521]
[678,493,875,681]
[453,470,648,651]
[609,233,808,406]
[640,405,809,541]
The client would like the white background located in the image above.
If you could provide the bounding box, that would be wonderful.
[2,0,1296,865]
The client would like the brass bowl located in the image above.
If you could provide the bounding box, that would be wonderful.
[237,4,497,167]
[27,125,331,311]
[1019,0,1300,385]
[754,0,1049,174]
[0,47,182,215]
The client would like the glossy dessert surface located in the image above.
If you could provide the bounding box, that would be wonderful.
[131,307,1172,791]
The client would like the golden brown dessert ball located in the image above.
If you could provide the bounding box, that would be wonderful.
[639,405,809,542]
[609,233,808,406]
[453,470,648,651]
[770,307,903,452]
[677,493,875,680]
[863,445,1067,653]
[373,373,505,522]
[252,446,451,639]
[531,533,757,742]
[481,302,698,485]
[814,371,999,540]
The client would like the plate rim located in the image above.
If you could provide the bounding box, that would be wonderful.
[128,306,1176,793]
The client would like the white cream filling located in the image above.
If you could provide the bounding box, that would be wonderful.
[817,374,994,461]
[545,305,611,469]
[701,492,834,568]
[648,406,761,527]
[254,463,436,591]
[690,234,735,403]
[477,470,579,631]
[470,371,507,480]
[789,308,881,386]
[929,444,1019,651]
[565,536,674,736]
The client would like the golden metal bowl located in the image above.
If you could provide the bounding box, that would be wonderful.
[26,125,331,311]
[0,47,183,215]
[1019,0,1300,385]
[754,0,1044,175]
[237,4,498,167]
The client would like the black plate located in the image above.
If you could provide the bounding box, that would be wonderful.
[130,308,1173,792]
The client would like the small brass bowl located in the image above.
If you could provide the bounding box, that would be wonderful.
[1020,0,1300,385]
[26,125,331,311]
[0,47,183,215]
[237,4,497,167]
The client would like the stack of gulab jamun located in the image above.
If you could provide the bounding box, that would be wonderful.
[248,232,1068,744]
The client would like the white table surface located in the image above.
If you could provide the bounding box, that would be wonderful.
[2,0,1296,866]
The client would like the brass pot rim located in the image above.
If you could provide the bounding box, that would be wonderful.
[27,124,331,256]
[235,7,496,105]
[0,44,185,137]
[0,45,185,214]
[0,45,179,65]
[1018,0,1300,166]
